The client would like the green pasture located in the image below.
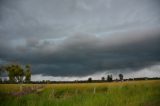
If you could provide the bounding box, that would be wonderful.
[0,80,160,106]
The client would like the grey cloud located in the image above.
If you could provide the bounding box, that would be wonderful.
[0,0,160,77]
[1,28,160,76]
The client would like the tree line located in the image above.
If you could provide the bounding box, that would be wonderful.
[88,74,123,82]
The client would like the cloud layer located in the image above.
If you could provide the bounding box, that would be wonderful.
[0,0,160,79]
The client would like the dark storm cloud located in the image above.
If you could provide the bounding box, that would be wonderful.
[0,0,160,77]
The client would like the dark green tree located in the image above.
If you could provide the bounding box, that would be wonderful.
[5,64,24,83]
[119,74,123,81]
[0,66,5,82]
[4,64,31,83]
[0,66,5,75]
[101,77,105,81]
[25,64,31,83]
[107,75,113,82]
[88,77,92,82]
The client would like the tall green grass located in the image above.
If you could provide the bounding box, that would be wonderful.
[0,80,160,106]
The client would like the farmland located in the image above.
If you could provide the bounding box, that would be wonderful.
[0,80,160,106]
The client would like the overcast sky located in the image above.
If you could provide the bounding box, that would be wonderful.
[0,0,160,80]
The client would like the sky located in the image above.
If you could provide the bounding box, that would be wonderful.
[0,0,160,81]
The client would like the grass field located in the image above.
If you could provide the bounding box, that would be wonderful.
[0,80,160,106]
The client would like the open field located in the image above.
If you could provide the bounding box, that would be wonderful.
[0,80,160,106]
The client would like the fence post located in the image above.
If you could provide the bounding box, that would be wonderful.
[93,87,96,94]
[75,89,78,95]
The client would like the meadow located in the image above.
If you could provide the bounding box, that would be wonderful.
[0,80,160,106]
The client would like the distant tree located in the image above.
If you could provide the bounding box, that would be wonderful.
[101,77,105,81]
[25,64,31,83]
[0,77,2,83]
[0,66,5,75]
[42,80,45,83]
[0,66,5,82]
[107,74,113,82]
[88,77,92,82]
[119,74,123,81]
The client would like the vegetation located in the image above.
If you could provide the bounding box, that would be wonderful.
[101,77,105,81]
[0,64,160,106]
[0,66,5,76]
[119,74,123,81]
[0,64,31,83]
[0,80,160,106]
[88,77,92,82]
[25,65,31,83]
[107,74,113,82]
